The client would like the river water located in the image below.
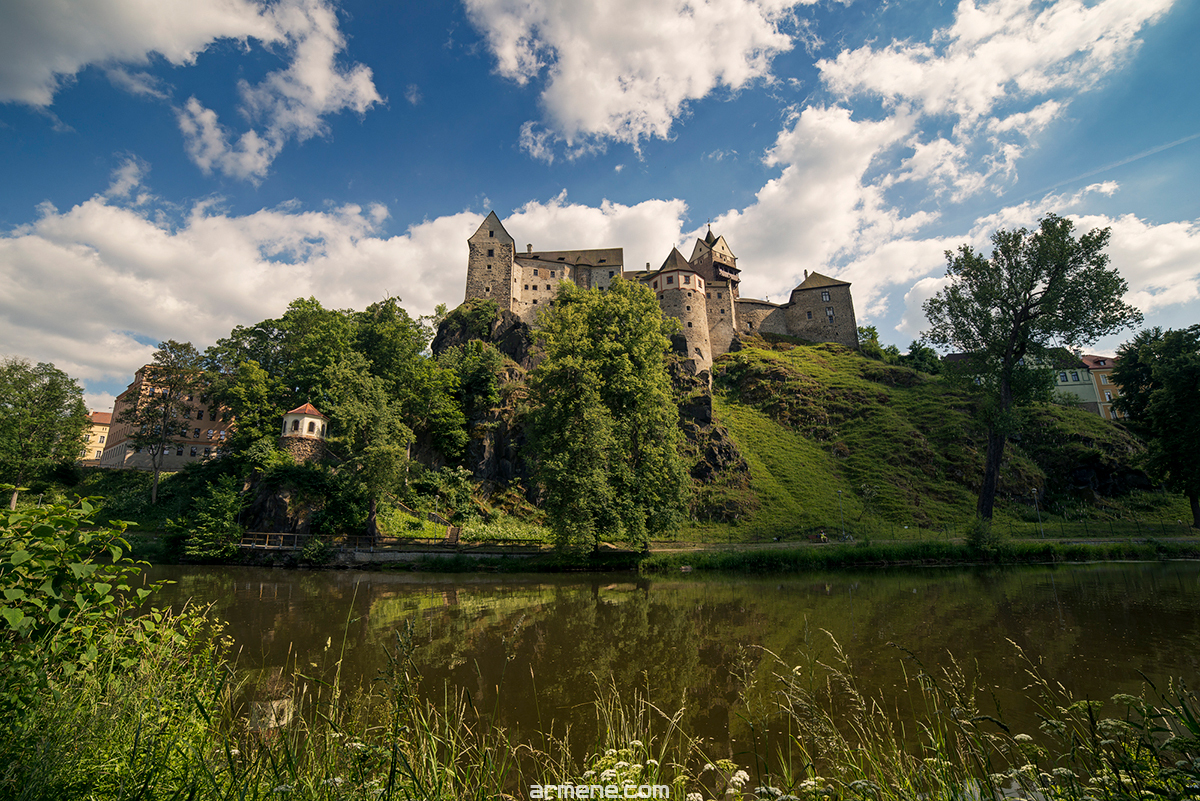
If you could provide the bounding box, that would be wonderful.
[145,561,1199,762]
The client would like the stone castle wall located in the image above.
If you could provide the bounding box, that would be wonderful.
[704,280,738,357]
[466,229,514,314]
[783,284,858,348]
[736,300,788,336]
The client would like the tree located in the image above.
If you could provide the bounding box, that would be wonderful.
[118,341,203,505]
[922,214,1142,519]
[0,358,89,509]
[1113,326,1200,528]
[528,279,687,552]
[325,353,413,539]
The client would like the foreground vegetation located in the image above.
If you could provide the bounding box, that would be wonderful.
[4,500,1200,799]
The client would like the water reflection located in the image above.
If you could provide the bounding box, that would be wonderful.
[146,562,1200,761]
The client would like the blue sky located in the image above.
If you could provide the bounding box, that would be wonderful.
[2,0,1199,411]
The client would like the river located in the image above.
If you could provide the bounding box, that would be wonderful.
[145,561,1199,763]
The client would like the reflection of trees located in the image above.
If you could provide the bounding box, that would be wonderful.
[144,563,1200,758]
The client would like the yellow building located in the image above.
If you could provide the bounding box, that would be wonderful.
[1082,354,1123,421]
[79,411,111,465]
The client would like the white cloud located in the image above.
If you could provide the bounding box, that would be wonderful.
[0,0,278,106]
[465,0,810,155]
[83,391,117,416]
[0,0,380,182]
[177,0,381,181]
[405,84,422,105]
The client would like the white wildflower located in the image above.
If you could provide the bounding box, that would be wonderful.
[606,749,617,756]
[1052,768,1077,780]
[228,748,240,757]
[629,740,643,748]
[702,763,715,772]
[1013,734,1033,743]
[601,769,618,782]
[616,761,630,769]
[646,758,659,768]
[730,769,750,788]
[272,785,293,793]
[686,794,704,801]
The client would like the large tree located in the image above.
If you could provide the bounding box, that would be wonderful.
[922,214,1142,519]
[324,352,413,539]
[528,279,687,552]
[0,358,89,509]
[1113,326,1200,528]
[118,340,204,504]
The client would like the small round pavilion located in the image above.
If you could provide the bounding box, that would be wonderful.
[279,403,328,462]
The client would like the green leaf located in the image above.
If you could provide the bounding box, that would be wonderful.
[136,588,152,601]
[1,607,25,631]
[93,583,112,597]
[109,545,123,562]
[3,588,26,601]
[48,604,65,624]
[10,550,30,566]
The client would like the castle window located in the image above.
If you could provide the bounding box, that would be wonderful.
[826,307,834,317]
[748,321,754,330]
[599,258,607,263]
[687,322,693,328]
[653,281,658,289]
[533,268,539,276]
[821,291,831,302]
[489,230,494,237]
[667,277,674,284]
[706,292,710,298]
[488,249,494,257]
[532,299,538,304]
[558,256,565,261]
[524,284,529,290]
[545,284,550,290]
[686,305,691,311]
[720,309,725,315]
[308,421,316,433]
[683,275,690,284]
[550,270,555,278]
[807,311,813,319]
[717,293,722,299]
[291,420,300,432]
[609,271,614,278]
[485,286,491,293]
[487,264,492,270]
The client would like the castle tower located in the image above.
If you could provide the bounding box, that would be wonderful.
[655,248,712,371]
[465,211,516,313]
[783,271,858,349]
[689,226,741,297]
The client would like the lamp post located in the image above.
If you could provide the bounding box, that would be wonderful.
[837,490,846,539]
[1032,488,1044,538]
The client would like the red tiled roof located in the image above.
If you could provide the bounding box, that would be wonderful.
[285,403,327,418]
[1081,354,1117,369]
[90,411,112,425]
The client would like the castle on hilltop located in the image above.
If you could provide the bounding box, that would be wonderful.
[463,211,858,370]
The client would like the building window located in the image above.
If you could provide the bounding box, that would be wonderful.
[821,290,831,302]
[176,447,184,456]
[1098,359,1107,366]
[196,409,204,421]
[291,420,300,432]
[545,284,550,290]
[706,292,711,298]
[486,264,492,270]
[826,307,834,317]
[485,286,491,293]
[686,305,691,311]
[687,322,693,328]
[190,447,198,457]
[653,281,658,289]
[720,309,725,315]
[308,421,316,433]
[532,299,538,304]
[683,275,690,284]
[667,277,674,284]
[203,448,211,457]
[99,435,105,443]
[550,270,555,278]
[489,230,494,238]
[717,293,722,299]
[194,428,201,438]
[1100,375,1109,384]
[533,268,539,276]
[1105,391,1112,401]
[1071,371,1080,381]
[609,271,615,278]
[487,248,494,257]
[207,429,214,439]
[524,284,529,290]
[599,258,607,263]
[1059,372,1068,382]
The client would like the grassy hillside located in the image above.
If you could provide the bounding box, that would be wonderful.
[678,338,1191,542]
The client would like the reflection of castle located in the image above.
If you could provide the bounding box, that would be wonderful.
[464,212,858,371]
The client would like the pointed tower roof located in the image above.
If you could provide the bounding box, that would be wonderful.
[469,211,514,245]
[704,225,718,245]
[659,247,692,272]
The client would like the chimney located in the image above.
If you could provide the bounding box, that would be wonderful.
[526,244,533,254]
[646,262,650,270]
[804,269,808,279]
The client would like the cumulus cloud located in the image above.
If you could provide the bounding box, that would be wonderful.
[464,0,811,156]
[817,0,1174,200]
[0,0,380,181]
[177,0,381,181]
[0,0,277,106]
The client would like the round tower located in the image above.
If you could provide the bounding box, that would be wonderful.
[279,403,328,463]
[655,248,712,372]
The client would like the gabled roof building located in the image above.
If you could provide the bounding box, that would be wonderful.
[464,212,858,371]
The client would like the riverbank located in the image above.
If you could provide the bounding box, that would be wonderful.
[125,528,1200,573]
